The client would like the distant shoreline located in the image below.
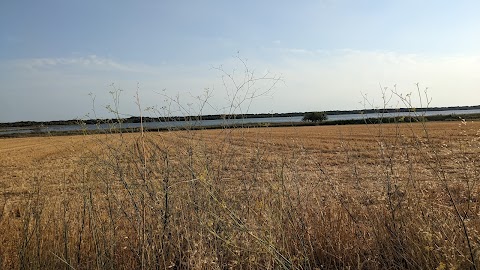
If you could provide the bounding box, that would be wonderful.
[1,105,480,129]
[1,112,480,139]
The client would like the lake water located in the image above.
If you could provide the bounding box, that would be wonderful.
[2,109,480,135]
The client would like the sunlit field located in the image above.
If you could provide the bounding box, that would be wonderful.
[1,121,480,269]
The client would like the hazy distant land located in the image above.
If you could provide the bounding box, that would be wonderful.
[2,105,480,128]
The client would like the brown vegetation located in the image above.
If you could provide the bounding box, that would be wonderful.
[1,121,480,269]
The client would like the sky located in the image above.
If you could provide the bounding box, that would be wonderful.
[1,0,479,122]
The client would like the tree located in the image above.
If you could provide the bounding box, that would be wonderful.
[302,111,327,123]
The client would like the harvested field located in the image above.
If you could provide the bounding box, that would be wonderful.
[1,121,480,269]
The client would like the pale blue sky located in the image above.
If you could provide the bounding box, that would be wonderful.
[1,0,479,121]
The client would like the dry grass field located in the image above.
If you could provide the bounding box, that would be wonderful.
[1,121,480,269]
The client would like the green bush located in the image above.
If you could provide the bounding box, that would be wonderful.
[302,111,327,123]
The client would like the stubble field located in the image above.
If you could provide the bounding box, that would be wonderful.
[1,121,480,269]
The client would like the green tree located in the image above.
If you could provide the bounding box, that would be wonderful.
[302,111,327,123]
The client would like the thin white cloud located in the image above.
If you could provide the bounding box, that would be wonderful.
[276,48,315,55]
[0,55,223,121]
[12,55,143,72]
[271,48,480,110]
